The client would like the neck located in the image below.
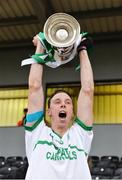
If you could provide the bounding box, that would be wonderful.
[51,126,68,137]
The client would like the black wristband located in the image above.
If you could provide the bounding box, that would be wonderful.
[77,46,87,54]
[77,37,93,54]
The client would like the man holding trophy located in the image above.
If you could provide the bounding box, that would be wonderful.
[24,13,94,180]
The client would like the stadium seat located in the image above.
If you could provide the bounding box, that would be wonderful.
[13,157,28,179]
[6,156,23,166]
[96,160,117,169]
[0,160,6,168]
[6,156,23,162]
[0,166,19,179]
[89,156,99,162]
[0,156,5,162]
[24,156,28,161]
[92,175,101,179]
[97,160,110,167]
[118,160,122,168]
[114,167,122,176]
[16,164,28,179]
[91,166,114,177]
[92,174,112,180]
[101,156,119,164]
[0,174,8,179]
[111,175,121,179]
[88,156,99,167]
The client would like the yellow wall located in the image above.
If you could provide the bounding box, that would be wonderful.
[0,84,122,126]
[46,84,122,124]
[0,88,28,126]
[94,84,122,124]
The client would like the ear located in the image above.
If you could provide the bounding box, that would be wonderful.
[47,108,52,117]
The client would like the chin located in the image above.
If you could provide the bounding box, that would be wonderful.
[58,121,69,128]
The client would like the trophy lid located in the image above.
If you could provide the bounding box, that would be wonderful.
[43,13,80,47]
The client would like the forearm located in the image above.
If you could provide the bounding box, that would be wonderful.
[29,40,44,87]
[79,50,94,92]
[28,37,45,114]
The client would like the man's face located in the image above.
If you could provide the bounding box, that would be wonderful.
[48,92,74,129]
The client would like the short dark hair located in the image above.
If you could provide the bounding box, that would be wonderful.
[23,108,28,113]
[47,89,72,108]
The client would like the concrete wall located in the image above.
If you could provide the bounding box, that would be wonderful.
[0,124,122,157]
[0,41,122,86]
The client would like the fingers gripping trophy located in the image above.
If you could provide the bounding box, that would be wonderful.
[21,13,91,68]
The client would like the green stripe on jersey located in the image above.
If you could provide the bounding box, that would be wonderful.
[75,117,92,131]
[34,140,87,155]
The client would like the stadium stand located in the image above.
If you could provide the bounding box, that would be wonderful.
[0,156,28,179]
[1,155,122,179]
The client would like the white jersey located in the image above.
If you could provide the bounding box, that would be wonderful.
[25,117,93,180]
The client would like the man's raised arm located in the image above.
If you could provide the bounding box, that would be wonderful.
[27,36,45,115]
[77,48,94,127]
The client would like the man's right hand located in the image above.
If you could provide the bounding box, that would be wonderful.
[32,35,41,46]
[32,35,45,54]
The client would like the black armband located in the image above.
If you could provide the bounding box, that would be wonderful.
[77,37,93,54]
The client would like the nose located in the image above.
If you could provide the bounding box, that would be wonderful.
[60,103,66,108]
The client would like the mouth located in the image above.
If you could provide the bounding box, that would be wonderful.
[59,111,67,118]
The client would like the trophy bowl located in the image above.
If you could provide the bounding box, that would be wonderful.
[43,12,81,48]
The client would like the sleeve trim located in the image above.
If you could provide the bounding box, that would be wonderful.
[24,114,44,131]
[75,117,93,131]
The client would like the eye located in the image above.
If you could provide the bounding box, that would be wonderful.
[66,100,71,104]
[55,100,60,104]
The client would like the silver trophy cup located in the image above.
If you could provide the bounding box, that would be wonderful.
[42,13,81,68]
[21,13,81,68]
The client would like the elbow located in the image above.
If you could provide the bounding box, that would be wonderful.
[82,82,94,95]
[29,79,42,91]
